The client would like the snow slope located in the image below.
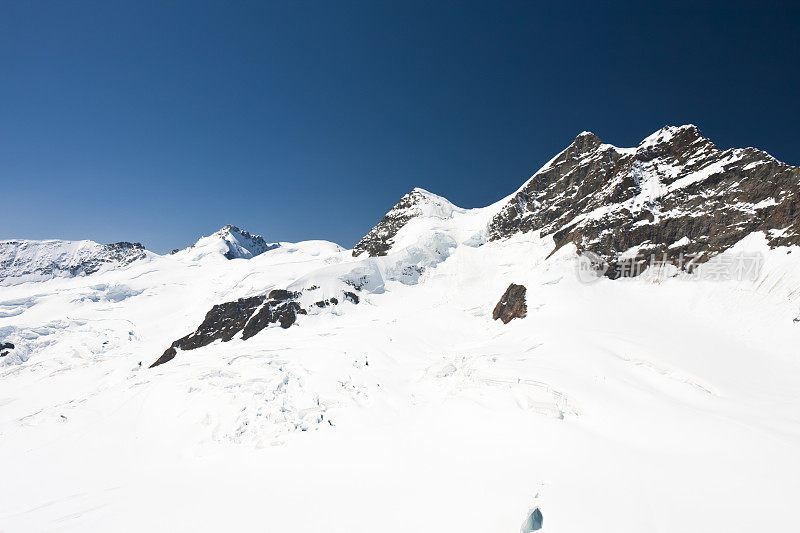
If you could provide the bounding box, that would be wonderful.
[1,229,799,532]
[2,127,800,532]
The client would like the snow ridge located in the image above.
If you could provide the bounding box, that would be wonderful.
[0,239,150,285]
[353,188,461,257]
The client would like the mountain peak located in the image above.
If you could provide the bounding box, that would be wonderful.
[186,225,279,260]
[574,130,601,143]
[650,123,701,138]
[567,131,602,154]
[352,188,459,257]
[636,124,713,160]
[489,125,800,277]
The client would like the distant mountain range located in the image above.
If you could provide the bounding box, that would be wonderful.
[5,124,797,286]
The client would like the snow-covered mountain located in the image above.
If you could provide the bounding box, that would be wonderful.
[489,125,800,277]
[181,224,279,260]
[352,187,463,257]
[2,126,799,533]
[0,239,150,285]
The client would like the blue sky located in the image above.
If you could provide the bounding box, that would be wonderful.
[1,1,798,253]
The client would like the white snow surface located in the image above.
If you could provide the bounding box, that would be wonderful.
[1,212,800,532]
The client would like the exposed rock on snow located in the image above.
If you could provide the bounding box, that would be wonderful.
[241,290,305,339]
[0,341,13,357]
[150,291,299,367]
[0,239,149,285]
[488,125,800,277]
[520,507,543,532]
[150,287,361,367]
[493,283,527,324]
[312,297,339,308]
[343,291,359,304]
[353,188,458,257]
[150,295,265,367]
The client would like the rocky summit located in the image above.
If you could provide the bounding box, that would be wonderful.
[488,125,800,277]
[353,188,458,257]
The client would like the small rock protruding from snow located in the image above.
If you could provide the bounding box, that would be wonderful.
[520,507,543,532]
[0,341,14,358]
[493,283,527,324]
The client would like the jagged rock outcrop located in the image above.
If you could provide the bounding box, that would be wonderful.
[313,297,339,308]
[0,239,149,284]
[150,290,305,368]
[488,125,800,277]
[353,188,457,257]
[0,342,13,357]
[241,290,304,339]
[149,287,361,368]
[343,291,359,304]
[493,283,527,324]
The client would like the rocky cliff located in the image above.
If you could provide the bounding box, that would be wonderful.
[488,125,799,277]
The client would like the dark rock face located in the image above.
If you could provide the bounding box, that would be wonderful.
[150,287,359,368]
[353,191,425,257]
[0,342,13,358]
[488,126,800,277]
[241,292,305,340]
[313,297,339,308]
[151,292,302,368]
[267,289,295,301]
[179,295,268,349]
[150,295,267,367]
[149,346,177,367]
[493,284,527,324]
[343,291,359,304]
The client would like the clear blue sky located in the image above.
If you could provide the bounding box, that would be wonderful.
[2,1,798,253]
